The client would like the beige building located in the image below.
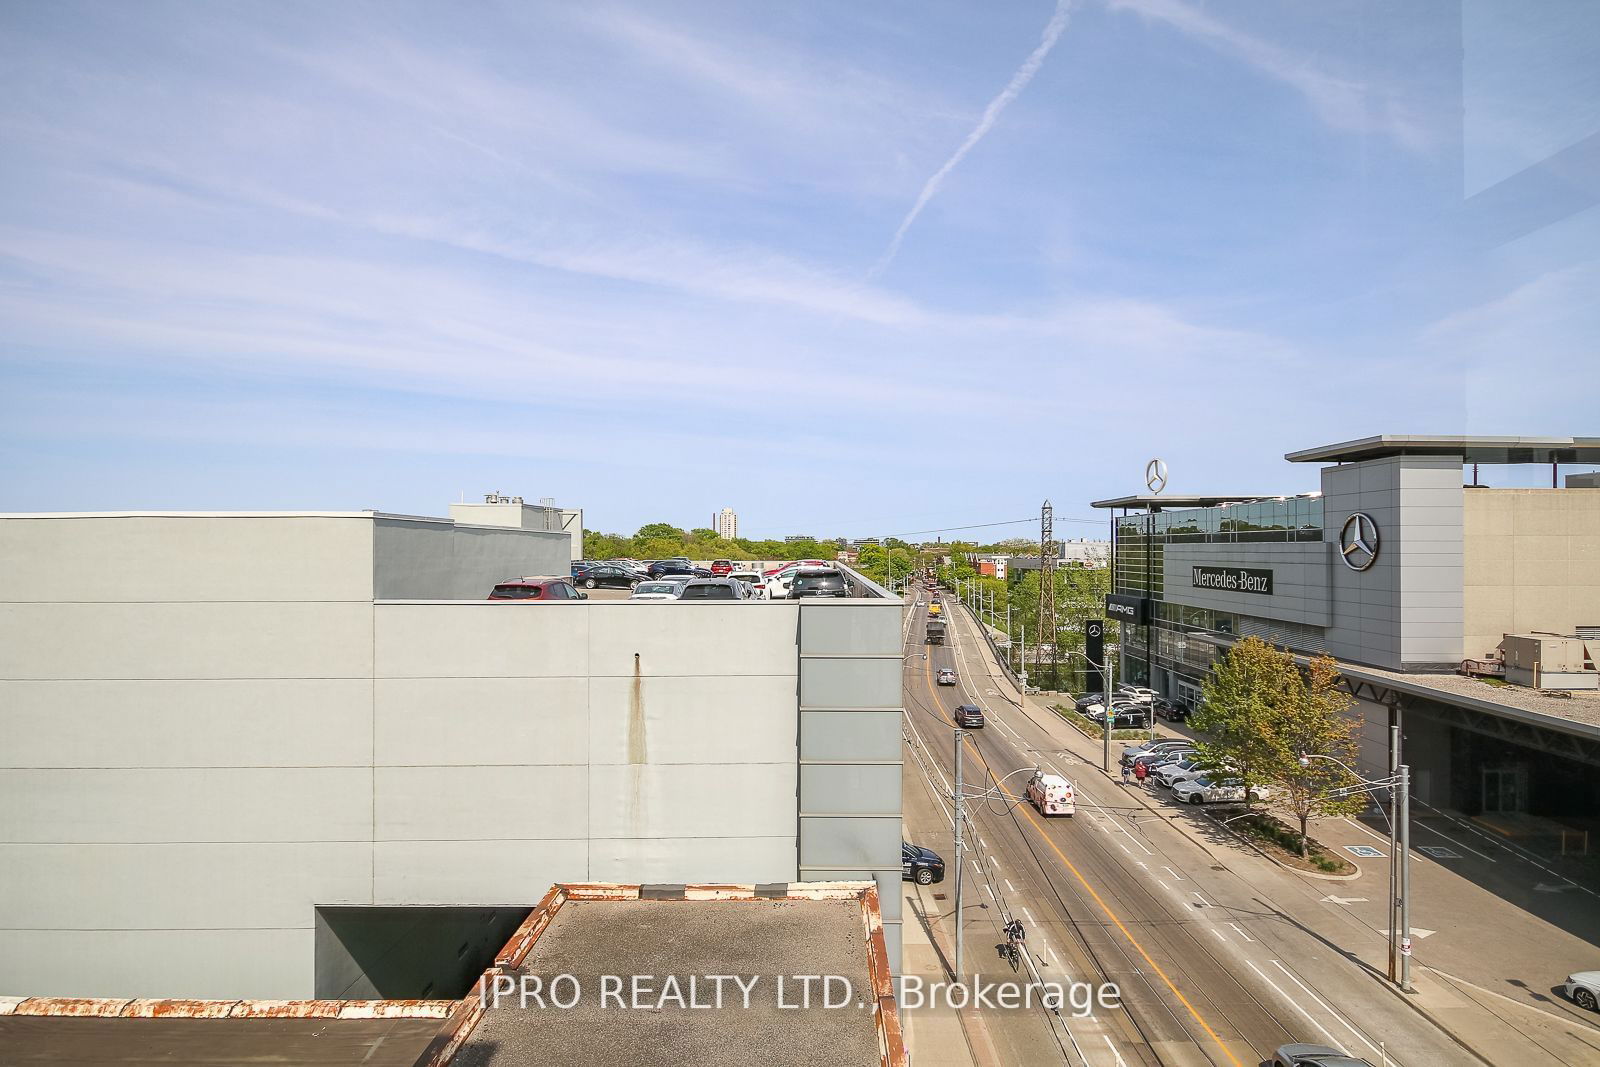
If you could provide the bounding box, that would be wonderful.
[1462,488,1600,661]
[714,506,738,539]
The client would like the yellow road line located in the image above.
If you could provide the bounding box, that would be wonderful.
[917,616,1246,1067]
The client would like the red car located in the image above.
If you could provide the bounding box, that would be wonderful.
[710,559,734,576]
[486,577,585,601]
[763,559,827,578]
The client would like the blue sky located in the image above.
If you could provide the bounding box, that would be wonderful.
[2,0,1596,538]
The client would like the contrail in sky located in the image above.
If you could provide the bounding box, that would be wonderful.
[871,0,1073,278]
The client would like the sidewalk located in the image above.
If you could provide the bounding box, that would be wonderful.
[947,597,1600,1064]
[899,886,982,1067]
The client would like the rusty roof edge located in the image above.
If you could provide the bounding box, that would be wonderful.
[3,997,457,1020]
[859,884,908,1067]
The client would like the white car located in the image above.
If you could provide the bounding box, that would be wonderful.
[1117,686,1157,703]
[1172,776,1269,805]
[937,668,957,686]
[1565,971,1600,1012]
[629,580,687,601]
[728,570,767,599]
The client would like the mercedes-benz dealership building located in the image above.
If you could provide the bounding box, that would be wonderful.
[1094,435,1600,826]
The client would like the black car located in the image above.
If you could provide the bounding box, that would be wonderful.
[1074,692,1108,713]
[955,704,985,728]
[648,560,695,578]
[575,564,641,590]
[1270,1043,1375,1067]
[791,569,849,598]
[902,841,946,885]
[1153,697,1188,722]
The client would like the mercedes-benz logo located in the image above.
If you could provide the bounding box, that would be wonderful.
[1145,458,1168,495]
[1339,512,1380,571]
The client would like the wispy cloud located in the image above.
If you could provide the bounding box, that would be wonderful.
[1107,0,1434,151]
[871,0,1074,277]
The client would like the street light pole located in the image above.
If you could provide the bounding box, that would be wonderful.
[1302,752,1414,993]
[953,727,968,980]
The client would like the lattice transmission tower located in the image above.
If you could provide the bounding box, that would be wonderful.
[1039,500,1058,689]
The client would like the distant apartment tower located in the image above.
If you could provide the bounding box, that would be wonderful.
[714,507,738,539]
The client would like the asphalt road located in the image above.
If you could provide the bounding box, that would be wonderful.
[899,585,1476,1067]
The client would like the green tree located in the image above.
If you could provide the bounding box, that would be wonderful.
[1190,636,1296,804]
[1266,656,1366,857]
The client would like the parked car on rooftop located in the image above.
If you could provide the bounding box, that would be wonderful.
[629,580,686,601]
[709,559,734,576]
[487,577,586,601]
[574,563,642,590]
[790,567,849,598]
[728,570,767,598]
[648,560,696,578]
[676,577,745,600]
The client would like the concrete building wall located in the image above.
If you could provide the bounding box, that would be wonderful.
[0,516,377,996]
[0,516,903,997]
[1321,456,1464,671]
[1462,488,1600,660]
[793,595,906,968]
[372,516,568,600]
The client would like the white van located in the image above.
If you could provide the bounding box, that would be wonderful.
[1025,772,1075,816]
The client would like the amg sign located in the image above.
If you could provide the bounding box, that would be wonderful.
[1191,565,1274,595]
[1104,593,1150,625]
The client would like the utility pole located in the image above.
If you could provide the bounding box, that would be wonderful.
[1400,762,1413,991]
[1040,501,1058,691]
[953,727,968,979]
[1019,626,1028,692]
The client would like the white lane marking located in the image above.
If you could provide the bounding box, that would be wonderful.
[978,837,987,850]
[1245,959,1344,1049]
[1076,791,1155,857]
[1022,907,1035,924]
[1192,892,1211,908]
[1227,923,1255,943]
[1156,879,1171,891]
[1117,841,1132,855]
[1404,816,1498,864]
[1211,928,1227,943]
[1270,960,1392,1062]
[1006,880,1016,893]
[971,861,982,880]
[985,884,995,900]
[1163,865,1185,881]
[1103,1034,1129,1067]
[990,858,1001,871]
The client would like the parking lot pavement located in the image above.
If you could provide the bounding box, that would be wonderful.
[580,586,634,601]
[1307,809,1600,1030]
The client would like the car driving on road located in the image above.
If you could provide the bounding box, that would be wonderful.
[936,668,957,686]
[954,704,985,728]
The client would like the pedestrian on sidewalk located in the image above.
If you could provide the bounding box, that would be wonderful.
[1121,762,1132,786]
[1133,760,1148,788]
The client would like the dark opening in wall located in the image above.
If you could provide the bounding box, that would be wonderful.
[314,905,532,999]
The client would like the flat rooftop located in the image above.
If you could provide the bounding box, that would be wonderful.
[1089,493,1275,511]
[1285,434,1600,465]
[1339,664,1600,738]
[443,883,900,1067]
[0,883,902,1067]
[0,1000,453,1065]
